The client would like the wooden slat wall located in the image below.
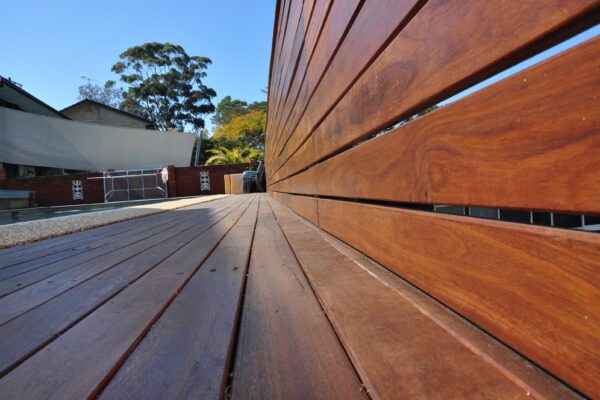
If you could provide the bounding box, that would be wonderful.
[265,0,600,397]
[268,0,600,182]
[270,35,600,214]
[268,0,307,136]
[268,0,330,163]
[284,195,600,398]
[267,0,362,168]
[269,0,425,166]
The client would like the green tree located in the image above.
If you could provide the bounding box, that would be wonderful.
[211,96,248,127]
[247,100,267,113]
[205,147,262,165]
[213,110,266,149]
[78,80,123,108]
[211,96,267,130]
[111,42,216,131]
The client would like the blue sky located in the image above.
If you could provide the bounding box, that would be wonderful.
[1,2,598,131]
[440,25,600,106]
[0,0,276,131]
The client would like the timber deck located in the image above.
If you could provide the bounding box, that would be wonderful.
[0,194,583,399]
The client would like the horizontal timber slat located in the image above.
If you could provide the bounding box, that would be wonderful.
[269,0,600,183]
[271,191,318,225]
[267,0,362,175]
[268,197,581,400]
[267,0,291,114]
[269,0,422,166]
[268,0,330,162]
[270,36,600,214]
[270,193,600,398]
[266,0,290,145]
[268,0,310,144]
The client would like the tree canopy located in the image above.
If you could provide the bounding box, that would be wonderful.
[200,96,267,166]
[211,96,249,127]
[111,42,216,131]
[77,80,123,108]
[211,96,267,129]
[213,109,266,149]
[205,147,262,165]
[210,96,267,152]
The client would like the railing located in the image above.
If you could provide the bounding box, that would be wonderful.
[90,168,168,203]
[264,1,600,397]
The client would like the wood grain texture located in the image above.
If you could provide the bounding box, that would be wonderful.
[271,191,318,225]
[268,0,304,137]
[267,0,293,164]
[313,197,600,398]
[0,206,203,295]
[270,36,600,214]
[266,0,346,167]
[266,0,290,151]
[267,0,291,118]
[266,0,361,176]
[0,197,240,325]
[269,197,581,400]
[0,200,192,259]
[0,220,195,325]
[268,0,330,162]
[269,0,600,183]
[230,197,365,400]
[270,0,423,170]
[0,201,199,271]
[268,0,315,152]
[0,197,248,382]
[266,0,283,135]
[0,197,238,293]
[269,0,309,129]
[99,198,258,400]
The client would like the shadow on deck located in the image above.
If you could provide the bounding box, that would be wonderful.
[0,194,582,399]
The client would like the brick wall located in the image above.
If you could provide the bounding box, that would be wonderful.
[0,173,104,207]
[0,163,252,207]
[174,164,251,197]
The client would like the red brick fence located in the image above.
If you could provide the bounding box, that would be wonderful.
[0,164,251,207]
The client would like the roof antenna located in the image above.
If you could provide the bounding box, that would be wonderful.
[6,77,23,87]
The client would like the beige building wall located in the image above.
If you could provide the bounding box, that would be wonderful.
[63,103,149,129]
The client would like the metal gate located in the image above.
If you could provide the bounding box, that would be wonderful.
[94,167,169,203]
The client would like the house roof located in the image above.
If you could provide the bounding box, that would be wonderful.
[0,76,69,119]
[61,99,154,126]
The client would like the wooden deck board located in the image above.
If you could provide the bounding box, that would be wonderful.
[0,195,245,377]
[0,196,254,399]
[0,206,191,270]
[230,196,366,400]
[0,194,586,398]
[0,196,240,297]
[0,196,225,261]
[0,196,242,325]
[100,196,259,399]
